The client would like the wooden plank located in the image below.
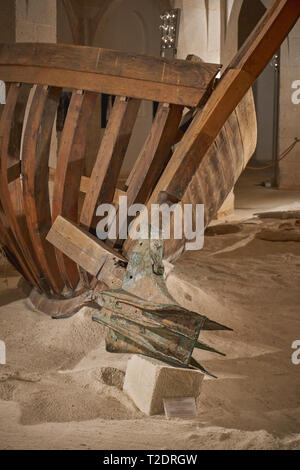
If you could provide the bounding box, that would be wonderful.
[80,96,140,231]
[0,199,38,286]
[126,103,183,206]
[0,42,220,90]
[111,102,183,247]
[52,89,97,289]
[0,65,211,108]
[47,215,127,277]
[0,82,48,290]
[22,85,64,295]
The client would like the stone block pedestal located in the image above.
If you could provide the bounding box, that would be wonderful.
[123,355,204,416]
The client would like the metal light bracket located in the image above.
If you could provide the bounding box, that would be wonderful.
[159,9,181,58]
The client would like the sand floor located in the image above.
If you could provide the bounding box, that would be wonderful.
[0,210,300,450]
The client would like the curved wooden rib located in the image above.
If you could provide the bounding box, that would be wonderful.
[0,83,53,292]
[0,83,46,289]
[22,85,64,296]
[126,103,183,207]
[52,90,97,290]
[0,199,37,286]
[80,96,140,231]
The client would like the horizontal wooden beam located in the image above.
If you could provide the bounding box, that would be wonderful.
[0,43,220,107]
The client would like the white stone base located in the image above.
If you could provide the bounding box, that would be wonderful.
[123,355,204,416]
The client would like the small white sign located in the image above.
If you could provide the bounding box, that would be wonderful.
[0,340,6,365]
[163,397,197,419]
[291,80,300,105]
[0,81,6,104]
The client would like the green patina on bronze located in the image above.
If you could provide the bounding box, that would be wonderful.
[92,233,232,377]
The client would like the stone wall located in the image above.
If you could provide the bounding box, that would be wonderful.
[15,0,56,43]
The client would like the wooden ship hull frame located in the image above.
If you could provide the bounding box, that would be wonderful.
[0,0,299,372]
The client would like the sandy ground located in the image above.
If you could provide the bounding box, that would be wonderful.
[0,208,299,450]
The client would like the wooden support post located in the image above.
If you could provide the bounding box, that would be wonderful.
[47,215,127,278]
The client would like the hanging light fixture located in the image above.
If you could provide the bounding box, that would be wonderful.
[159,9,181,58]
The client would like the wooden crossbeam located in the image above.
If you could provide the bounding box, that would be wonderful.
[126,103,183,207]
[47,215,127,278]
[0,43,220,107]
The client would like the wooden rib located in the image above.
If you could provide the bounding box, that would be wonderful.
[22,84,64,295]
[109,103,184,247]
[0,199,38,286]
[52,89,97,290]
[126,103,183,207]
[0,43,220,107]
[80,96,140,231]
[0,82,48,290]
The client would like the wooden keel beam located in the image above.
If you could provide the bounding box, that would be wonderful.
[126,103,183,207]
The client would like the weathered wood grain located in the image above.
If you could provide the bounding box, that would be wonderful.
[80,96,140,231]
[22,85,64,295]
[0,82,49,290]
[47,215,127,278]
[0,43,220,107]
[0,42,220,90]
[52,89,96,290]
